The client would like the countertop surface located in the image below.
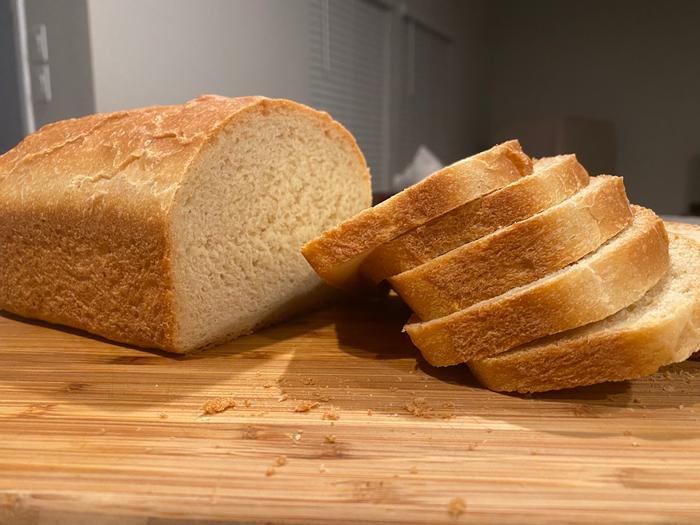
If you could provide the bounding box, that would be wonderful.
[1,296,699,524]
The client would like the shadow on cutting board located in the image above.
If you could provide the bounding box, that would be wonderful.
[3,291,699,441]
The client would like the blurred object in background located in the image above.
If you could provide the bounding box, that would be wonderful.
[392,145,444,191]
[494,117,616,180]
[0,0,94,141]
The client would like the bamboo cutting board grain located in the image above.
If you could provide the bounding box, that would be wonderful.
[1,296,700,525]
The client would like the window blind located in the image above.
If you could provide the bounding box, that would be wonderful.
[309,0,391,191]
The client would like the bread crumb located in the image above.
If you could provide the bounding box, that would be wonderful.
[243,426,258,440]
[278,393,289,402]
[632,397,641,404]
[319,463,329,473]
[202,397,236,415]
[447,497,467,517]
[404,397,433,418]
[159,413,168,419]
[244,399,252,408]
[631,441,640,447]
[367,409,373,416]
[265,467,276,477]
[322,406,340,420]
[301,377,315,385]
[275,455,287,466]
[623,430,632,436]
[294,401,320,413]
[263,382,273,389]
[410,465,418,474]
[324,434,336,444]
[294,430,303,442]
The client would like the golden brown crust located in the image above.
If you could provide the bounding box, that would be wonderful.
[470,232,700,392]
[391,176,632,320]
[361,154,590,283]
[0,95,369,352]
[469,322,682,393]
[407,207,670,365]
[301,140,533,290]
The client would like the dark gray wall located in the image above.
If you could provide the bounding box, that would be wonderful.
[24,0,95,128]
[486,0,700,214]
[0,0,24,154]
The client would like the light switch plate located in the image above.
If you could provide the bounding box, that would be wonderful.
[31,64,52,103]
[29,23,49,63]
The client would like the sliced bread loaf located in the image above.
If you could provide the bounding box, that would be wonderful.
[361,154,589,283]
[301,140,532,290]
[0,95,371,353]
[391,175,632,320]
[469,228,700,392]
[406,206,670,366]
[665,221,700,242]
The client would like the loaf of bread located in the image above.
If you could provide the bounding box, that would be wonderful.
[0,95,371,352]
[391,175,632,320]
[303,138,696,392]
[301,140,532,290]
[361,154,589,283]
[470,227,700,392]
[406,206,670,365]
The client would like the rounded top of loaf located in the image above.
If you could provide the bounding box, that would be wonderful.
[0,95,369,217]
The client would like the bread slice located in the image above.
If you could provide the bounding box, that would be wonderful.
[406,206,670,366]
[392,175,632,320]
[665,221,700,242]
[0,95,371,353]
[361,154,589,283]
[469,228,700,393]
[301,140,532,290]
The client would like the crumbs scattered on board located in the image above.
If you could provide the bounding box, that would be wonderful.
[324,434,337,444]
[447,497,467,517]
[202,397,236,415]
[294,401,320,413]
[322,406,340,420]
[404,397,455,419]
[265,455,288,477]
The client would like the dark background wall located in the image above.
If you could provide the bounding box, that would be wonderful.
[486,0,700,214]
[1,0,698,214]
[23,0,95,129]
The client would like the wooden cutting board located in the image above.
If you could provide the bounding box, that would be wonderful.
[1,296,700,524]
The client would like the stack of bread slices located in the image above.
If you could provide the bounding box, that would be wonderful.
[303,140,700,393]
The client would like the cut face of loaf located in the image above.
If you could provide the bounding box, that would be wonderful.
[361,154,590,283]
[0,95,371,353]
[392,175,632,320]
[469,230,700,393]
[406,206,670,365]
[301,140,532,291]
